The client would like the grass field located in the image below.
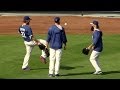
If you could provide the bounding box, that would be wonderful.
[0,34,120,79]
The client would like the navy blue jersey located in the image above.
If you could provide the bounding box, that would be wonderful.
[47,25,67,49]
[92,30,103,52]
[18,25,33,42]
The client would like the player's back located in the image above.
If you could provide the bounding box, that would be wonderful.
[47,25,64,49]
[19,25,33,42]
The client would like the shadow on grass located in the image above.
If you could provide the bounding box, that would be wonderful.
[0,78,5,79]
[60,65,84,70]
[61,72,92,76]
[30,65,84,71]
[102,71,120,75]
[30,65,85,71]
[30,67,48,70]
[60,70,120,76]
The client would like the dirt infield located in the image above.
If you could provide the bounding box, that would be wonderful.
[0,16,120,35]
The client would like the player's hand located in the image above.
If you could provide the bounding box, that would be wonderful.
[63,45,66,50]
[34,40,41,45]
[37,42,41,45]
[46,42,49,48]
[91,46,94,50]
[87,47,90,50]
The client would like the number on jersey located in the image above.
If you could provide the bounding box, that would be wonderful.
[20,28,26,38]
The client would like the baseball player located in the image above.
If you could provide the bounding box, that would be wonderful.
[18,16,48,70]
[46,17,67,77]
[87,20,103,75]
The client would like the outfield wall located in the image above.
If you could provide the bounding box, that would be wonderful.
[0,11,120,18]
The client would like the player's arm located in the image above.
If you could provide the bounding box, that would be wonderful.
[87,31,100,49]
[29,28,41,45]
[32,35,41,45]
[62,28,67,50]
[93,31,100,46]
[46,27,52,48]
[87,43,94,50]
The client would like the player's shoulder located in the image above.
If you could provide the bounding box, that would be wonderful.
[25,25,31,28]
[24,25,32,30]
[20,25,30,28]
[49,25,55,30]
[62,27,65,30]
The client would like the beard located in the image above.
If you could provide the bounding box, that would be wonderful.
[90,26,94,31]
[26,22,30,25]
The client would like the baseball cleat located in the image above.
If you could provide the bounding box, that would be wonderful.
[55,74,60,77]
[48,74,54,77]
[40,56,47,64]
[93,71,103,75]
[22,66,30,71]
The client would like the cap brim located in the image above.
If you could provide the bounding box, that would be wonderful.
[90,23,93,24]
[24,19,32,20]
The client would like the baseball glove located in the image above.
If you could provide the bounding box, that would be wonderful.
[38,44,50,57]
[44,48,50,57]
[38,44,46,50]
[82,48,90,55]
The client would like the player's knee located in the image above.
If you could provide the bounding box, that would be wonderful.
[90,58,95,62]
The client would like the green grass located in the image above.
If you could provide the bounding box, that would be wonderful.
[0,34,120,79]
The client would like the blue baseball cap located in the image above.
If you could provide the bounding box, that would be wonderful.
[90,20,99,25]
[54,17,60,22]
[23,16,32,20]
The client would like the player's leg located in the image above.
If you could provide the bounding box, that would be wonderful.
[22,41,35,70]
[90,50,102,74]
[54,49,62,75]
[37,39,49,64]
[49,48,56,76]
[39,39,47,46]
[38,39,47,58]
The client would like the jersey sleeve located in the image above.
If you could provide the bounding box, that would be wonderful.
[27,27,33,39]
[61,28,67,44]
[18,26,22,34]
[46,27,52,43]
[93,31,100,46]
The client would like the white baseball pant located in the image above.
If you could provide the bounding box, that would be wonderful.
[49,48,62,75]
[89,50,101,72]
[22,39,47,69]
